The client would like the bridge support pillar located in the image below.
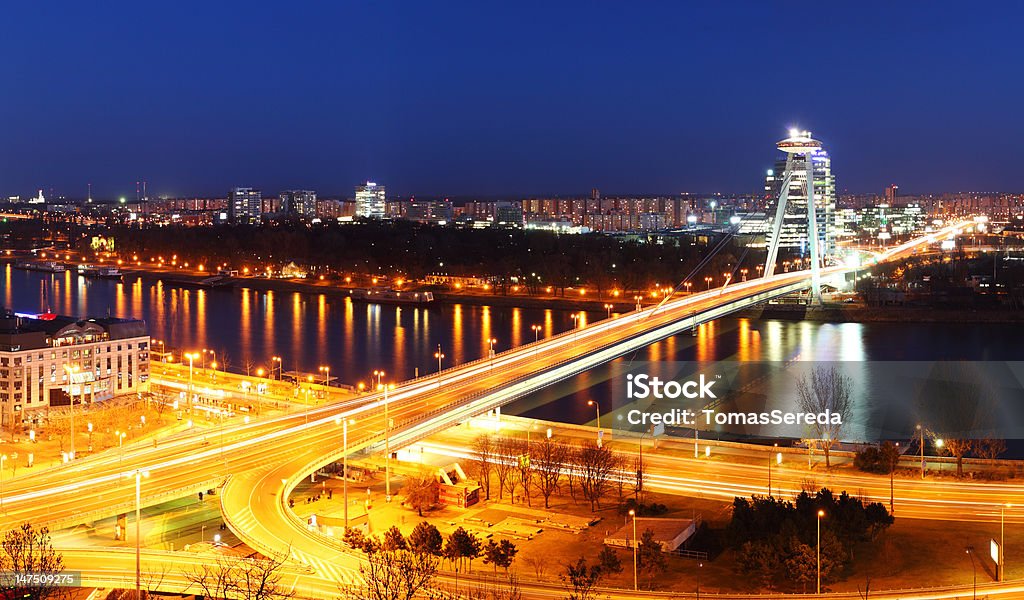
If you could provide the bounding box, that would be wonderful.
[115,513,126,540]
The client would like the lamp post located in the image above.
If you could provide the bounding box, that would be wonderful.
[704,276,712,290]
[817,509,825,594]
[966,546,977,600]
[434,345,445,387]
[890,442,899,514]
[373,370,392,501]
[134,469,149,600]
[115,430,126,471]
[696,561,703,600]
[272,356,282,380]
[335,416,355,531]
[586,400,601,447]
[768,443,779,496]
[1002,503,1011,581]
[917,424,925,478]
[319,365,331,387]
[604,303,613,318]
[628,509,638,591]
[185,352,199,404]
[571,313,581,343]
[0,454,6,512]
[64,365,81,460]
[531,324,541,343]
[487,338,497,371]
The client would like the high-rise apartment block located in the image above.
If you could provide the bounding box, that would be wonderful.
[355,182,386,218]
[228,187,262,225]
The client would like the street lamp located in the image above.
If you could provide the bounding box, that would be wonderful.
[0,454,6,512]
[604,303,613,318]
[704,276,712,290]
[1002,503,1012,581]
[335,416,355,531]
[87,422,93,451]
[817,509,825,594]
[966,546,977,600]
[768,443,780,496]
[64,365,81,461]
[434,345,445,387]
[628,509,638,591]
[373,372,393,502]
[531,324,541,342]
[185,352,199,404]
[272,356,282,380]
[115,430,127,471]
[916,424,926,478]
[319,365,331,387]
[134,469,149,600]
[571,313,581,343]
[487,338,497,370]
[586,400,602,447]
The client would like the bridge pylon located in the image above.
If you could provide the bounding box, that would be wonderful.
[764,129,825,304]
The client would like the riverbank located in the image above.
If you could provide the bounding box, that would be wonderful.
[13,258,1024,322]
[740,304,1024,322]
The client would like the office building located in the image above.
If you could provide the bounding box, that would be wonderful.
[764,147,837,256]
[228,187,262,225]
[355,182,386,218]
[0,310,150,427]
[280,190,318,218]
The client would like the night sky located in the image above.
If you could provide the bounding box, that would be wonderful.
[2,2,1022,199]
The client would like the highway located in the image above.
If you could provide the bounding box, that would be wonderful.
[0,221,993,596]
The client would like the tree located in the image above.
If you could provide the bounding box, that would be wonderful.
[492,436,517,502]
[976,437,1007,464]
[532,434,567,508]
[631,455,646,502]
[0,523,66,600]
[736,540,779,590]
[345,549,439,600]
[560,557,602,600]
[917,362,998,478]
[183,551,293,600]
[408,521,443,556]
[576,442,621,511]
[796,366,853,468]
[382,526,407,552]
[637,529,666,589]
[482,539,518,573]
[403,471,437,516]
[596,546,623,576]
[444,527,482,573]
[344,527,369,551]
[472,434,495,500]
[513,438,534,507]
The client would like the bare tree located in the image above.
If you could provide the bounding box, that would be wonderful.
[577,442,621,512]
[492,436,517,502]
[631,455,647,502]
[513,438,534,507]
[183,551,293,600]
[976,437,1007,464]
[343,549,438,600]
[917,363,998,478]
[471,434,494,500]
[0,523,67,600]
[796,366,853,468]
[532,434,568,508]
[403,470,437,517]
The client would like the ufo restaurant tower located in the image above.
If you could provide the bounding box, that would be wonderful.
[763,129,836,303]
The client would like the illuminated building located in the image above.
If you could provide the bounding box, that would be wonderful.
[355,182,386,218]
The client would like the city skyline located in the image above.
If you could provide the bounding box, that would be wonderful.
[3,3,1024,198]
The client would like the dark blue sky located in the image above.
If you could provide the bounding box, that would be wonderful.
[2,2,1022,199]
